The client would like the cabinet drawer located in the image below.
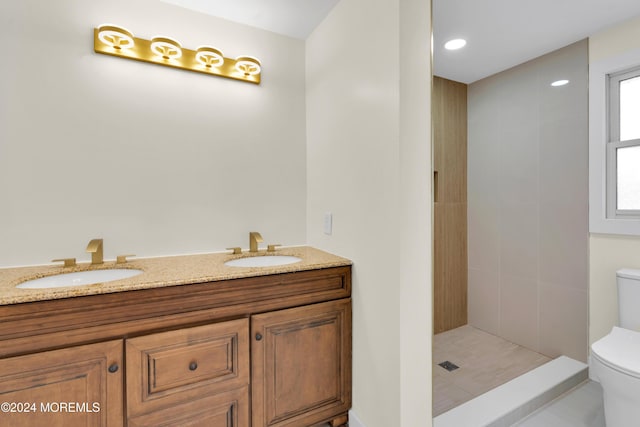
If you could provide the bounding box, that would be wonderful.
[128,386,249,427]
[126,318,249,417]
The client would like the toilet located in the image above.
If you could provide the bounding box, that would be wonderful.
[591,268,640,427]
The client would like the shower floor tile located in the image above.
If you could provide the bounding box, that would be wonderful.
[433,325,551,416]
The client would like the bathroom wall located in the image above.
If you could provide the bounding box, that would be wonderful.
[589,15,640,345]
[306,0,432,426]
[0,0,306,267]
[467,40,589,362]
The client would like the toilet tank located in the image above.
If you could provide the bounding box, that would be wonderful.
[617,269,640,331]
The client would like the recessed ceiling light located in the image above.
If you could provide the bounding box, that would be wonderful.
[444,39,467,50]
[551,79,570,87]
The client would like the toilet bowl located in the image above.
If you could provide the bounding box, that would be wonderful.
[590,268,640,427]
[591,327,640,427]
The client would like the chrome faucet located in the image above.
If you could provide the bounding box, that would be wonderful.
[86,238,104,265]
[249,232,263,252]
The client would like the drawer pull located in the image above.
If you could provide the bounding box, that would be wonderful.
[255,333,263,341]
[189,362,198,371]
[108,363,119,373]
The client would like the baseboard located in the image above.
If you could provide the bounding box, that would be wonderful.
[348,410,366,427]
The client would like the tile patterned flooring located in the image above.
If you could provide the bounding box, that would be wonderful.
[433,325,551,416]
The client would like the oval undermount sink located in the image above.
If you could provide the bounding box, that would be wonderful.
[16,269,144,289]
[224,255,302,268]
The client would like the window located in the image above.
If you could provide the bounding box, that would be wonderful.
[607,67,640,218]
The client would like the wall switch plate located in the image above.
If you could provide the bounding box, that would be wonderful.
[324,212,332,235]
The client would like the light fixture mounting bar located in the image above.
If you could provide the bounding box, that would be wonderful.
[93,28,260,84]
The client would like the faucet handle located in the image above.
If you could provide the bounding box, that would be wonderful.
[226,247,242,255]
[267,244,281,252]
[116,254,135,264]
[52,258,77,268]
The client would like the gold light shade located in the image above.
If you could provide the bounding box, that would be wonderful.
[97,24,134,50]
[235,56,261,76]
[195,46,224,68]
[150,36,182,60]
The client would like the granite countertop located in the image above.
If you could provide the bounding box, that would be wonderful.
[0,246,351,306]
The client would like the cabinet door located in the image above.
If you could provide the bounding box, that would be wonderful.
[251,298,351,427]
[126,318,249,419]
[0,340,123,427]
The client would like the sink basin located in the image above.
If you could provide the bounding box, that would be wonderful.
[17,269,144,289]
[224,255,302,268]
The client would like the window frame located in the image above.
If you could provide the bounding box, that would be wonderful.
[589,47,640,236]
[606,66,640,219]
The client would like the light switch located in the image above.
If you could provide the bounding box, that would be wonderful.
[324,212,332,235]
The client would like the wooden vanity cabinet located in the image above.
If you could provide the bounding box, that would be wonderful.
[251,299,352,427]
[0,266,351,427]
[0,340,123,427]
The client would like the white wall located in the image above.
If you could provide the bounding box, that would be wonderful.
[0,0,306,267]
[306,0,432,425]
[399,0,432,424]
[467,40,589,362]
[589,15,640,345]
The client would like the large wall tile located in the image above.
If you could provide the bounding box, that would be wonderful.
[468,194,500,271]
[499,202,539,279]
[500,274,539,351]
[538,40,588,125]
[539,203,588,289]
[539,118,588,206]
[467,109,500,199]
[468,268,500,335]
[499,127,539,205]
[539,284,588,362]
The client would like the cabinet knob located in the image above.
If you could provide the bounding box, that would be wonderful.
[108,363,119,373]
[189,361,198,371]
[255,333,263,341]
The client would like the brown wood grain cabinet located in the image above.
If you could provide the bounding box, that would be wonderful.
[0,340,123,427]
[0,266,351,427]
[251,299,352,427]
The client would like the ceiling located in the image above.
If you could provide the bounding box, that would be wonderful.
[434,0,640,83]
[161,0,640,84]
[159,0,340,40]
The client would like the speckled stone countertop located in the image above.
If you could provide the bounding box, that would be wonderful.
[0,246,351,306]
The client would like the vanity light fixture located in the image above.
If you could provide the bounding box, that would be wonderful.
[235,56,261,76]
[97,24,134,50]
[150,36,182,60]
[195,46,225,68]
[93,24,261,84]
[444,38,467,50]
[551,79,570,87]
